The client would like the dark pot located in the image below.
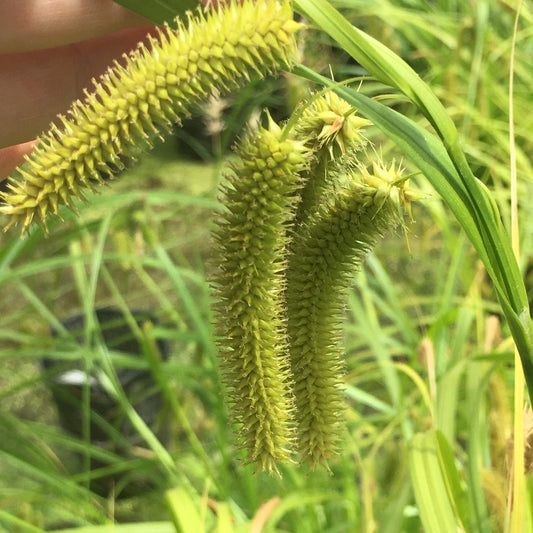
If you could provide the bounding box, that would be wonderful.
[41,307,171,497]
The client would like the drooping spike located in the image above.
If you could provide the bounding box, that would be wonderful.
[212,116,310,473]
[286,159,416,469]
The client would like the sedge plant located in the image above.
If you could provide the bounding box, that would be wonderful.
[1,0,532,530]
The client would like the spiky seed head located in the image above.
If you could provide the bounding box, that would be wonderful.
[212,115,310,473]
[0,0,301,235]
[296,91,371,158]
[286,157,417,469]
[291,91,372,227]
[357,159,419,220]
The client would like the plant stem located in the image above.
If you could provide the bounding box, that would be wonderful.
[508,1,525,531]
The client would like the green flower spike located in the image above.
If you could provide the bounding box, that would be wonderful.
[286,159,416,469]
[293,91,371,225]
[212,116,309,473]
[0,0,301,234]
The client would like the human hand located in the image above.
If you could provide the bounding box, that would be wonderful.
[0,0,161,182]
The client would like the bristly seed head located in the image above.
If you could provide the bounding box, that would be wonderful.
[286,157,416,469]
[295,91,371,159]
[292,91,371,226]
[212,114,310,473]
[0,0,301,235]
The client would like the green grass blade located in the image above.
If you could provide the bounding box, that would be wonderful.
[291,66,482,272]
[95,341,179,482]
[153,243,216,358]
[0,510,45,533]
[433,431,469,528]
[349,272,403,408]
[365,254,419,348]
[344,385,395,417]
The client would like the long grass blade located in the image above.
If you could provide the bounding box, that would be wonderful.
[508,1,526,530]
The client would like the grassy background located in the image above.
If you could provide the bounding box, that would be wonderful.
[1,0,532,531]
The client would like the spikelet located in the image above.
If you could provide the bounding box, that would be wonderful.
[0,0,301,234]
[293,91,371,225]
[212,116,309,473]
[286,159,416,469]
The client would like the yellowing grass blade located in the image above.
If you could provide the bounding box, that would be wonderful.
[409,431,466,533]
[166,487,205,533]
[215,502,234,533]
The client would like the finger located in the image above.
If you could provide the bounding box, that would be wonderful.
[0,26,158,148]
[0,0,152,54]
[0,141,38,183]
